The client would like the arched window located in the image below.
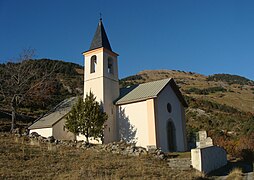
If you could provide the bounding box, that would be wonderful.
[108,57,114,74]
[167,103,172,113]
[90,55,97,73]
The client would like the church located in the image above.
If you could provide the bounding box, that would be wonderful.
[29,19,188,152]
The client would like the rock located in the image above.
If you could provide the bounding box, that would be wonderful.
[75,142,82,148]
[22,129,29,136]
[47,136,55,143]
[125,146,134,154]
[38,136,45,142]
[54,139,60,144]
[156,149,163,155]
[147,147,157,154]
[158,153,165,160]
[30,132,40,138]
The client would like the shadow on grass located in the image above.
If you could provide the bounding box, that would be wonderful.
[208,160,253,176]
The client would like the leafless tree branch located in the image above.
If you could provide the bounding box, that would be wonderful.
[0,49,60,132]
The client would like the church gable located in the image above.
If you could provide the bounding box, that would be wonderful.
[155,83,187,151]
[117,80,188,152]
[28,97,78,130]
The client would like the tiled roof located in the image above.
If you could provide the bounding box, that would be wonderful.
[89,19,112,51]
[116,78,188,107]
[28,97,78,129]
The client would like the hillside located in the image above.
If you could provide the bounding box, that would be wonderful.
[0,59,84,131]
[1,60,254,158]
[0,59,84,117]
[120,70,254,113]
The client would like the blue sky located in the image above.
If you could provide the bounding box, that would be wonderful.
[0,0,254,80]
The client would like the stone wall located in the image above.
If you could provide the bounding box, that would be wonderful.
[191,146,227,174]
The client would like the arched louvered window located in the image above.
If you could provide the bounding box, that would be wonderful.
[108,57,114,74]
[90,55,97,73]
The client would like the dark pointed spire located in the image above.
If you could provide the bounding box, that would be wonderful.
[89,19,112,51]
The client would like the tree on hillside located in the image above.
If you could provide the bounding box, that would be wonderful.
[65,97,84,137]
[65,92,108,143]
[0,49,58,132]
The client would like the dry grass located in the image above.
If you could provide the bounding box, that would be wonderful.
[167,151,191,158]
[226,168,243,180]
[0,133,203,179]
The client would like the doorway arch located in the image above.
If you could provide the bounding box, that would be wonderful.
[167,120,176,151]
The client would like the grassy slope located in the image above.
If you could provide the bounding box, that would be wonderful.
[0,133,200,179]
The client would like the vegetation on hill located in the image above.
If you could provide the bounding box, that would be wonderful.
[0,59,83,115]
[207,73,254,86]
[0,58,83,131]
[184,86,227,95]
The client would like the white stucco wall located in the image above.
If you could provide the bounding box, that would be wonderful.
[30,128,52,138]
[103,77,119,143]
[52,118,75,140]
[84,48,119,144]
[191,146,227,174]
[117,101,149,147]
[156,84,187,152]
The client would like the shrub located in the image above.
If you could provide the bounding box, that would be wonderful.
[185,86,227,95]
[207,74,254,86]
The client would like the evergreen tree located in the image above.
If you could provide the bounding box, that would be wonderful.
[65,92,107,143]
[65,97,83,137]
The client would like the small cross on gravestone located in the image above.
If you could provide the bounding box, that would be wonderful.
[196,131,213,148]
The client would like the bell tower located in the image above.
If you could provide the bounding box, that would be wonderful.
[83,19,119,143]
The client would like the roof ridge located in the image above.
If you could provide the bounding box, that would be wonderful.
[116,78,171,105]
[116,78,188,107]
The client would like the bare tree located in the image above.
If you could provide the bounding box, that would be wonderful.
[0,49,58,132]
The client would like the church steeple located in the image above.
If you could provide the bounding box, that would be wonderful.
[83,19,119,143]
[89,19,112,51]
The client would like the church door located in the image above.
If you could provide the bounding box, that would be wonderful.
[167,120,176,151]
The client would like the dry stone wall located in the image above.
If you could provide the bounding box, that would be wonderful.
[13,132,192,170]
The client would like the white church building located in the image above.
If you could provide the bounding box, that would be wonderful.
[29,19,188,152]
